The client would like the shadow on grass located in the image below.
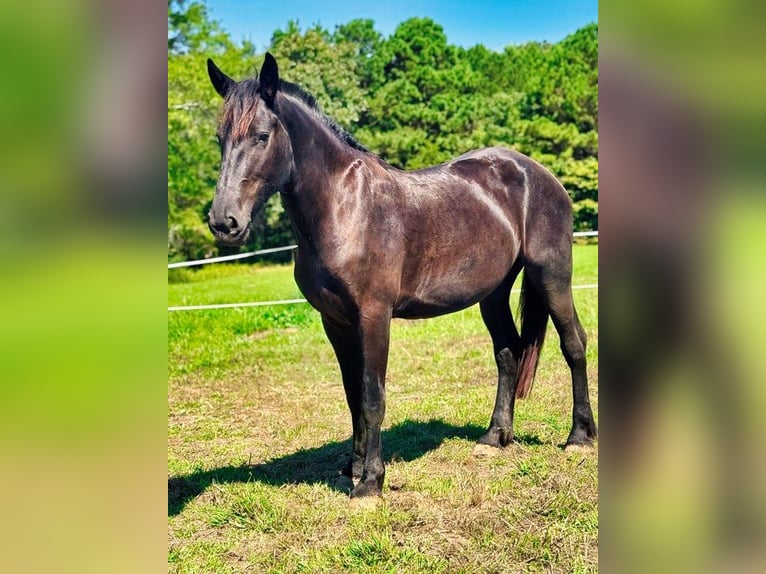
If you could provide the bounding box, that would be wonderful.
[170,418,534,516]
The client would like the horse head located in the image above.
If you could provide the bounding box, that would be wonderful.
[206,54,294,246]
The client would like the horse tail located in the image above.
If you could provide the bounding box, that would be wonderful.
[515,272,549,399]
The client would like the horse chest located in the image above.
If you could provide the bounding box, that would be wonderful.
[293,256,355,323]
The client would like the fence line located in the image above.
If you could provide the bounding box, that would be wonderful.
[168,231,598,312]
[168,284,598,312]
[168,245,298,269]
[167,231,598,269]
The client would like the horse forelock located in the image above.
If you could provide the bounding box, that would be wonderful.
[219,79,261,141]
[218,75,367,152]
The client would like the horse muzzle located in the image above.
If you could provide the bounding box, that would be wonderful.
[208,211,252,246]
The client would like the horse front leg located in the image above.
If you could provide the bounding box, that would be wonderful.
[321,314,365,479]
[350,305,392,498]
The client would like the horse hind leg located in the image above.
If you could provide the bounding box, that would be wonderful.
[525,263,597,448]
[476,265,523,450]
[559,303,597,448]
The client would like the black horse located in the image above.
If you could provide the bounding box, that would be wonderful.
[206,54,597,498]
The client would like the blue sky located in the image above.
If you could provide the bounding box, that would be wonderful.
[206,0,598,52]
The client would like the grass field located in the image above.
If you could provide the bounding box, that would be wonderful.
[168,243,598,573]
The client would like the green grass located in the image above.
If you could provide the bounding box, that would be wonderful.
[169,243,598,573]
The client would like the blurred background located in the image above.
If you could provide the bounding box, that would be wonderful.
[600,2,766,572]
[0,0,764,571]
[0,0,167,572]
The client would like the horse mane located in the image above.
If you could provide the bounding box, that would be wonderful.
[220,76,367,152]
[278,80,368,152]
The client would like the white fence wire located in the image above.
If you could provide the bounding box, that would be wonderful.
[168,284,598,312]
[168,232,597,269]
[168,231,597,312]
[168,245,298,268]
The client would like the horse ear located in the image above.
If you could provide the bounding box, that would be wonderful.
[259,52,279,107]
[207,59,235,98]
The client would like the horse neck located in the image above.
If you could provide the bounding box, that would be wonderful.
[279,94,355,185]
[278,95,358,247]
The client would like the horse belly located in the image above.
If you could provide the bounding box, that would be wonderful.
[393,290,490,319]
[393,255,511,319]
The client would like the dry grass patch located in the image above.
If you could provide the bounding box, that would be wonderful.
[169,246,598,572]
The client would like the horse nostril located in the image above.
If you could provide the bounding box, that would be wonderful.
[227,215,240,232]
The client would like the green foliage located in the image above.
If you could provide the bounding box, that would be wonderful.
[168,0,241,56]
[269,21,367,127]
[168,3,599,260]
[168,1,267,261]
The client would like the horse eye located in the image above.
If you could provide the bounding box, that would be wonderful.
[256,133,269,143]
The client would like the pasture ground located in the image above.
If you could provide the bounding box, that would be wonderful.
[168,243,598,573]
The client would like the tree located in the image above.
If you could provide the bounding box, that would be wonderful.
[167,7,600,259]
[168,0,232,55]
[168,0,257,261]
[268,21,367,128]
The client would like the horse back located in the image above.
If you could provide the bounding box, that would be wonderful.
[294,146,573,321]
[387,147,553,317]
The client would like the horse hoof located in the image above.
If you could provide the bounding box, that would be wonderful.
[349,495,382,511]
[350,478,383,500]
[472,443,500,458]
[478,427,513,448]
